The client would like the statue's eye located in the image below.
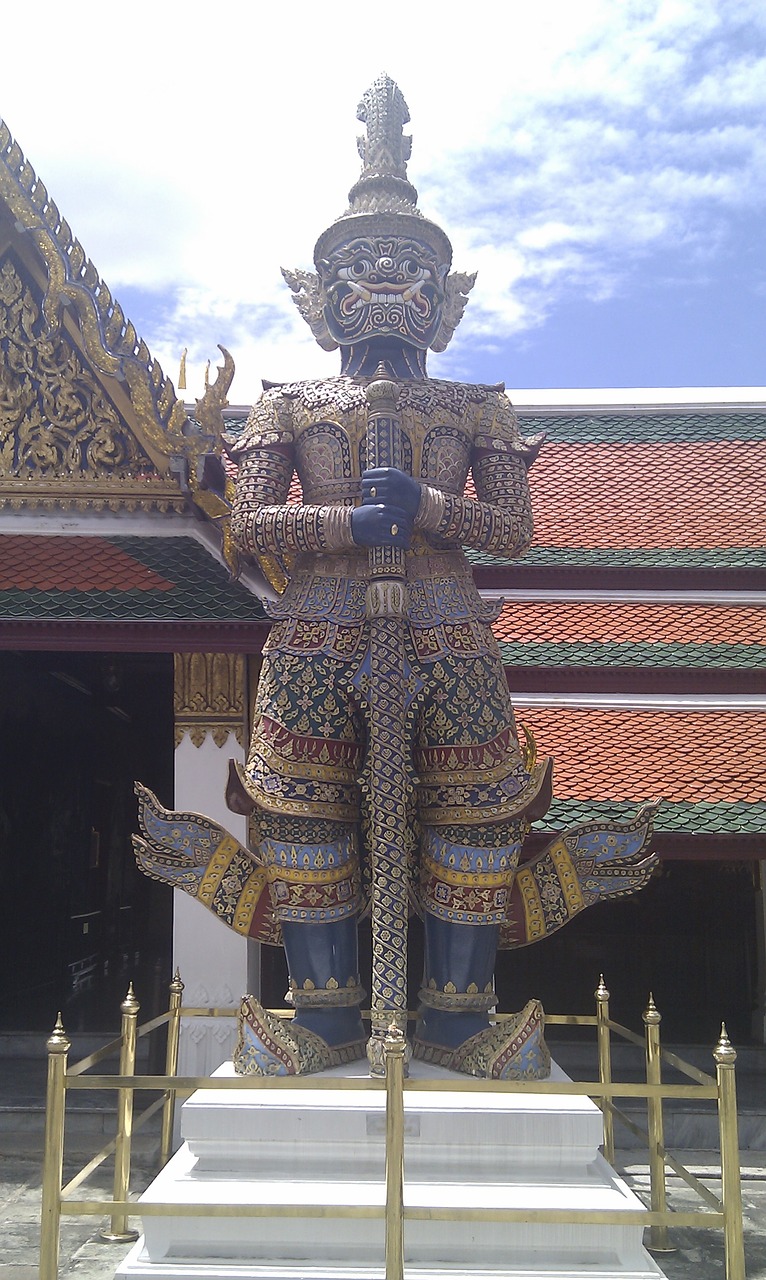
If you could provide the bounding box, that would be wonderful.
[349,259,369,277]
[402,259,421,277]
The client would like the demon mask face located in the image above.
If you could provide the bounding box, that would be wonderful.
[317,234,448,351]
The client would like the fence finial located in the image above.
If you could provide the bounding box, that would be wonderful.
[46,1013,71,1054]
[714,1022,737,1066]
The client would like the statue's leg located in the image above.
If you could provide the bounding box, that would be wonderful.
[232,626,370,1075]
[418,910,499,1049]
[282,915,365,1046]
[414,819,549,1078]
[415,844,553,1085]
[414,823,550,1079]
[235,813,367,1076]
[412,632,552,1078]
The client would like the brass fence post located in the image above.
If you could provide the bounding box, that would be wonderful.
[595,975,614,1164]
[40,1014,71,1280]
[643,993,674,1254]
[99,984,140,1243]
[384,1023,406,1280]
[714,1025,746,1280]
[160,969,184,1167]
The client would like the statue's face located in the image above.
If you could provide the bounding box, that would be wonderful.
[318,235,448,350]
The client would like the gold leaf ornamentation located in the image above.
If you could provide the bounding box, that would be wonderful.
[0,254,183,512]
[174,653,248,749]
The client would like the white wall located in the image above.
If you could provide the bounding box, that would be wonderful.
[173,730,260,1075]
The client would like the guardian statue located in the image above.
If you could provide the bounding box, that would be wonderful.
[134,76,657,1078]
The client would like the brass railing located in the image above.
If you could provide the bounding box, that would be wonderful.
[39,973,747,1280]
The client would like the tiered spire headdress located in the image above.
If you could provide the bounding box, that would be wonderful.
[282,74,476,354]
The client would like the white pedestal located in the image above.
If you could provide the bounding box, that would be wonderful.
[117,1061,665,1280]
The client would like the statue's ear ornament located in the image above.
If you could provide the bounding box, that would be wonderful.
[281,266,338,352]
[431,270,477,353]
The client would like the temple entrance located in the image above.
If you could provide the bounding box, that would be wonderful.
[0,650,174,1033]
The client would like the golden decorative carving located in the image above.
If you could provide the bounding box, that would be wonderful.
[0,254,184,511]
[0,116,226,494]
[0,118,192,464]
[173,653,247,748]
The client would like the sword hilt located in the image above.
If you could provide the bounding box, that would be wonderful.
[364,376,407,617]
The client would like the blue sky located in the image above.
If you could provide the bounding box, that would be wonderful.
[3,1,765,401]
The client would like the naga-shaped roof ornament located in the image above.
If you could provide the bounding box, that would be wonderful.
[283,74,475,356]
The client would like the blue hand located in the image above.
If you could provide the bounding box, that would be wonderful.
[351,503,413,548]
[361,467,421,517]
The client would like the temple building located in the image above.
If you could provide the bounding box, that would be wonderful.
[1,115,764,1066]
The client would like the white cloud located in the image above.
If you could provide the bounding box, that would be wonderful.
[419,4,766,369]
[2,0,764,396]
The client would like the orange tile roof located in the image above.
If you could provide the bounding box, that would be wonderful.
[528,442,766,548]
[514,704,766,805]
[493,600,766,646]
[0,536,174,592]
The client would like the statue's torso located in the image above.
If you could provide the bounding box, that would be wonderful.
[235,376,520,627]
[286,376,503,503]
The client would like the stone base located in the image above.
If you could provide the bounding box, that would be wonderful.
[118,1263,663,1280]
[117,1059,665,1280]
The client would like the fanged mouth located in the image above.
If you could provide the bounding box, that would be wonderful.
[337,275,431,314]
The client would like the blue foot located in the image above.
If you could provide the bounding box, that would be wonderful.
[234,997,366,1076]
[413,1000,551,1080]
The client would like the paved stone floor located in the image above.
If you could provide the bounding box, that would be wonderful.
[0,1135,157,1280]
[617,1154,766,1279]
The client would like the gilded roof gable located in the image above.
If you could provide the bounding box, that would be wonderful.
[0,250,182,511]
[0,117,222,513]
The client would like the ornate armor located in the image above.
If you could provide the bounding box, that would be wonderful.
[225,374,550,831]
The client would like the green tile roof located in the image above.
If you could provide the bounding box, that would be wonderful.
[516,409,766,444]
[0,535,267,622]
[469,546,766,568]
[497,641,766,670]
[540,799,766,836]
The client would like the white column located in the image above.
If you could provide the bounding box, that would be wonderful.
[171,654,260,1075]
[752,862,766,1044]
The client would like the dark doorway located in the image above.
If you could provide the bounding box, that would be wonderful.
[496,859,758,1045]
[0,650,174,1033]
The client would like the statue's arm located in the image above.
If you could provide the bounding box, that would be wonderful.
[415,398,540,557]
[415,449,532,556]
[227,399,356,557]
[231,450,356,555]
